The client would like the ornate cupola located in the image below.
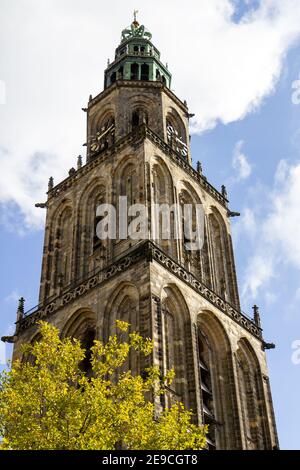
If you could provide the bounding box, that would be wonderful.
[104,13,171,89]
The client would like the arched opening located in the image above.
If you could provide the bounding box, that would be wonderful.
[61,309,97,378]
[236,338,269,449]
[117,66,123,79]
[152,160,176,258]
[55,206,73,289]
[103,284,139,376]
[133,45,139,53]
[110,71,116,84]
[132,110,140,129]
[160,285,195,411]
[197,311,239,449]
[179,186,202,279]
[78,183,106,278]
[208,208,238,305]
[141,63,149,81]
[130,63,139,80]
[131,108,148,130]
[161,75,166,86]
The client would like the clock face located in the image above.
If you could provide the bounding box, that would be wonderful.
[90,123,115,154]
[166,123,188,158]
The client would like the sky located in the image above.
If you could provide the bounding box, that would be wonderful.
[1,0,300,449]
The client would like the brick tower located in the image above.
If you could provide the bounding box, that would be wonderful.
[5,17,278,450]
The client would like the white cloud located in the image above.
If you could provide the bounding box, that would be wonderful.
[232,140,252,180]
[1,0,300,229]
[240,160,300,299]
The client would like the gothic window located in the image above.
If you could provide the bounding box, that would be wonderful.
[197,333,216,449]
[131,63,139,80]
[208,210,236,304]
[93,191,106,252]
[131,108,148,130]
[79,328,96,377]
[162,75,166,86]
[118,66,123,79]
[179,189,201,278]
[132,110,140,129]
[81,185,106,277]
[103,286,139,377]
[56,206,73,288]
[133,45,139,53]
[110,71,116,84]
[236,340,268,449]
[120,164,137,206]
[152,162,176,258]
[141,63,149,81]
[61,310,96,379]
[209,213,226,298]
[160,291,192,410]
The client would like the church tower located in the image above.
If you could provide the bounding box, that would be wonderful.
[5,17,279,450]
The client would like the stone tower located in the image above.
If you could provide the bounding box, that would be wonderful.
[5,17,279,450]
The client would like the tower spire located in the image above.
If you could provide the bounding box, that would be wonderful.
[133,9,139,24]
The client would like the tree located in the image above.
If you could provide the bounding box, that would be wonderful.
[0,321,207,450]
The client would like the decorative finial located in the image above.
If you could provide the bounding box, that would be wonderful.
[221,185,228,198]
[77,155,82,170]
[252,305,261,328]
[18,297,25,314]
[48,176,54,191]
[133,9,139,24]
[16,297,25,323]
[197,161,202,175]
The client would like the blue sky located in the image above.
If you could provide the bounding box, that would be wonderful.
[1,0,300,449]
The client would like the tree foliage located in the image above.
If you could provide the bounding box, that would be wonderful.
[0,321,207,450]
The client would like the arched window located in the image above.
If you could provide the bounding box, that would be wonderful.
[120,164,137,207]
[80,184,106,278]
[131,108,148,130]
[61,310,97,379]
[117,66,123,79]
[179,189,201,278]
[208,209,238,305]
[110,71,116,84]
[79,328,96,377]
[161,75,166,86]
[197,333,216,449]
[55,206,73,289]
[132,110,140,129]
[152,161,176,258]
[141,63,149,81]
[197,312,240,450]
[103,284,139,376]
[236,339,269,449]
[160,287,194,410]
[131,63,139,80]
